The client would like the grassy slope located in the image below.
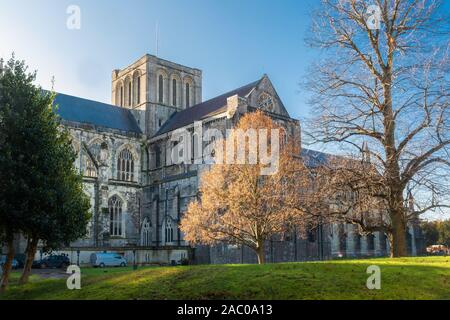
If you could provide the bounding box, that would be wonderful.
[0,257,448,300]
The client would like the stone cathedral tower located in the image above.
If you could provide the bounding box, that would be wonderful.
[111,54,202,136]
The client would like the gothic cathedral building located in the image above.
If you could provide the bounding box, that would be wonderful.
[19,54,424,264]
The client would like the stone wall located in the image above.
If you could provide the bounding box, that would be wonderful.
[65,124,143,249]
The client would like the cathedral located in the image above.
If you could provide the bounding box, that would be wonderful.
[20,54,424,264]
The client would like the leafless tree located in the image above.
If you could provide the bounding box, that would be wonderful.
[180,111,319,263]
[304,0,449,256]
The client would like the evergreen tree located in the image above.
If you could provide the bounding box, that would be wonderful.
[0,56,90,291]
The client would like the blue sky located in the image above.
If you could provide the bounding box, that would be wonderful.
[1,1,449,220]
[0,0,319,121]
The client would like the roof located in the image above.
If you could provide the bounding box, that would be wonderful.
[154,78,261,136]
[53,93,142,134]
[301,148,333,168]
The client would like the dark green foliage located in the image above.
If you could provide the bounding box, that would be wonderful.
[438,220,450,247]
[421,221,440,247]
[0,55,91,253]
[421,220,450,247]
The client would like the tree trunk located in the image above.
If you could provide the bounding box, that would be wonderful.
[255,241,266,264]
[382,65,408,258]
[390,212,407,257]
[19,236,38,285]
[0,236,15,294]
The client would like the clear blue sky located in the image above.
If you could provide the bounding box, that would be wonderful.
[0,0,319,121]
[1,1,448,220]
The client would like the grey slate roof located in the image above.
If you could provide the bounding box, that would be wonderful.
[53,93,142,134]
[154,78,261,136]
[301,148,333,168]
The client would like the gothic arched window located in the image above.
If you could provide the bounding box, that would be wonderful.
[117,148,134,181]
[85,158,97,177]
[354,233,362,254]
[120,86,124,106]
[137,77,141,104]
[141,218,151,246]
[133,72,141,105]
[155,145,161,168]
[109,196,123,237]
[172,79,177,106]
[185,82,190,107]
[165,218,174,243]
[128,81,132,106]
[158,75,164,103]
[367,234,375,251]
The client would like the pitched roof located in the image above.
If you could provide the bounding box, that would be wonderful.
[301,148,333,168]
[53,93,142,134]
[154,78,261,136]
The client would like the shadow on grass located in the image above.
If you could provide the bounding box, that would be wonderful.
[1,258,448,300]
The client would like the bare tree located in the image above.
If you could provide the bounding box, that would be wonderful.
[180,111,317,264]
[304,0,449,256]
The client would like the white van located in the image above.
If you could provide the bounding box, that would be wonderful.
[90,253,127,268]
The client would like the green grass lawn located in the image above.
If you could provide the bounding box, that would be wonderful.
[1,256,448,300]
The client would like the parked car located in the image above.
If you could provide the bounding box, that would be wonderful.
[90,253,127,268]
[0,256,19,269]
[32,254,71,269]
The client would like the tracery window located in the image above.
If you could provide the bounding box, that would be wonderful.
[141,218,151,246]
[85,158,97,177]
[84,142,102,177]
[117,148,134,181]
[109,196,123,237]
[257,92,274,111]
[165,218,174,243]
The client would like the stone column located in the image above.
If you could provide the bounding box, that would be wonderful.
[410,226,417,256]
[386,236,391,256]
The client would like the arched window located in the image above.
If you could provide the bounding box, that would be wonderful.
[120,86,124,106]
[165,218,174,243]
[155,145,161,168]
[172,78,177,106]
[158,75,164,103]
[133,72,141,105]
[307,228,316,242]
[354,233,362,254]
[128,81,132,106]
[137,77,141,104]
[141,218,151,246]
[117,148,134,181]
[109,196,123,237]
[338,224,347,255]
[185,82,190,107]
[85,158,97,177]
[367,234,375,251]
